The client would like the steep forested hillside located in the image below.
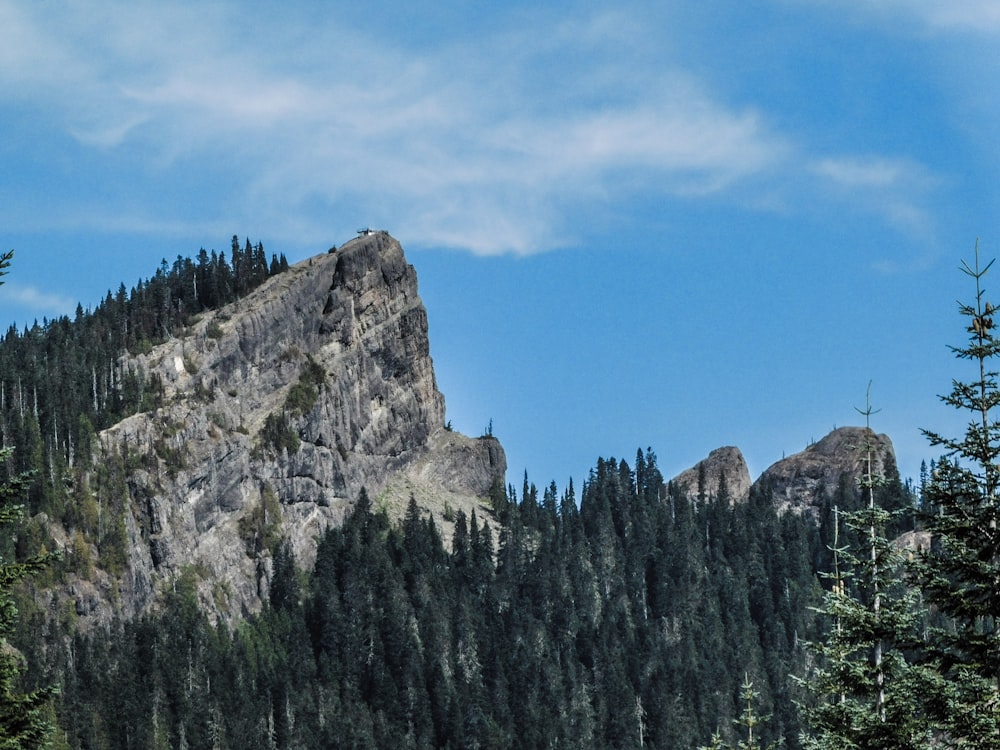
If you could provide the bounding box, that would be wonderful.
[0,239,287,514]
[0,241,288,581]
[18,450,872,749]
[5,393,908,747]
[17,242,1000,749]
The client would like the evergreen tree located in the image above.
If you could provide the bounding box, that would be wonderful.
[701,674,781,750]
[0,251,57,749]
[916,245,1000,746]
[0,446,56,750]
[798,388,930,749]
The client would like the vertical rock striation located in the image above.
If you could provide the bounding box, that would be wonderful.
[72,232,504,625]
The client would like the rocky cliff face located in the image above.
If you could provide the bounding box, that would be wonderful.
[669,446,752,504]
[753,426,894,515]
[64,232,505,625]
[670,426,897,516]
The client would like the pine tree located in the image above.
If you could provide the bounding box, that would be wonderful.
[700,674,781,750]
[798,386,930,749]
[0,447,56,750]
[916,244,1000,746]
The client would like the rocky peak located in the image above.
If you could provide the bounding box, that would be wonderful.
[669,446,752,504]
[63,232,505,626]
[752,426,894,515]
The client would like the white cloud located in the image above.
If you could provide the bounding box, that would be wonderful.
[0,1,945,256]
[811,157,909,188]
[809,155,936,196]
[922,2,1000,32]
[805,0,1000,34]
[882,0,1000,33]
[2,284,77,317]
[806,154,939,250]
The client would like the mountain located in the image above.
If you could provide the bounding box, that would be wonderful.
[670,426,898,515]
[49,229,896,628]
[754,426,895,515]
[669,446,752,503]
[7,237,924,750]
[51,232,505,626]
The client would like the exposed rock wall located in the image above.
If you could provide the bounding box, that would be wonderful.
[752,426,894,515]
[669,446,752,504]
[70,232,505,625]
[669,427,898,517]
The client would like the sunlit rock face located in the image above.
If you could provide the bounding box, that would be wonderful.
[670,427,897,519]
[669,446,752,504]
[753,426,895,516]
[67,232,504,626]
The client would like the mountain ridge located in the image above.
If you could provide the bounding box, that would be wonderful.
[47,232,505,627]
[26,233,900,631]
[668,425,898,513]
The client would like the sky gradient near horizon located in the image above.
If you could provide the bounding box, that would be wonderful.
[2,0,1000,489]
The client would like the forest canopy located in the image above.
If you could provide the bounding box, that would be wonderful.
[2,244,999,748]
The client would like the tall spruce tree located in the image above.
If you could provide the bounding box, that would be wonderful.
[0,251,57,749]
[701,674,781,750]
[798,387,930,749]
[917,245,1000,746]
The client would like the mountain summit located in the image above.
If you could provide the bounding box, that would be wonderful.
[65,232,505,625]
[668,426,898,515]
[669,446,752,503]
[754,426,894,515]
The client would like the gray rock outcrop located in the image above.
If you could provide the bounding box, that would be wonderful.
[69,231,505,626]
[752,426,894,515]
[669,446,752,504]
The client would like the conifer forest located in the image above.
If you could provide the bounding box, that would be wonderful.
[0,244,998,749]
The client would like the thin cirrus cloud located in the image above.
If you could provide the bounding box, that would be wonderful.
[864,0,1000,32]
[1,285,78,319]
[0,2,939,256]
[806,154,937,243]
[803,0,1000,34]
[922,3,1000,32]
[810,156,920,189]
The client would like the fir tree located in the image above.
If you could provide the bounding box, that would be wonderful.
[701,674,781,750]
[916,244,1000,746]
[0,447,56,750]
[798,386,930,749]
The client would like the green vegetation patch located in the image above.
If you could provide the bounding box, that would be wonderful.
[284,356,328,416]
[259,412,300,455]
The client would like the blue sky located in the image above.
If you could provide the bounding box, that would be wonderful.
[1,0,999,489]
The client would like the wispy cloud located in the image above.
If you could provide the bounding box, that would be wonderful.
[0,1,945,256]
[804,0,1000,34]
[807,154,938,246]
[874,0,1000,33]
[811,156,918,189]
[2,284,78,317]
[921,2,1000,32]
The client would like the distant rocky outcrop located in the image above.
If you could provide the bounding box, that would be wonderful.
[752,426,894,515]
[669,446,752,504]
[669,427,898,516]
[56,232,505,626]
